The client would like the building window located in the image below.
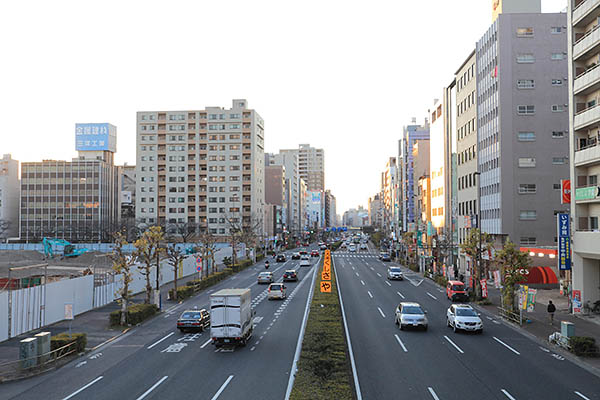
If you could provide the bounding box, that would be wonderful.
[551,105,565,112]
[552,131,565,138]
[553,183,561,190]
[551,53,565,60]
[551,27,563,34]
[552,157,567,164]
[520,237,537,246]
[591,217,599,231]
[517,105,535,115]
[519,211,537,220]
[516,54,535,63]
[518,132,536,142]
[551,79,563,86]
[518,184,537,194]
[516,27,534,37]
[518,158,536,168]
[517,79,535,89]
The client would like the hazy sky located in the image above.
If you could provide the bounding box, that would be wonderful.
[0,0,566,214]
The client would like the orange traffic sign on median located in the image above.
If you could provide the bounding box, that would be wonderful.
[321,270,331,281]
[320,281,332,292]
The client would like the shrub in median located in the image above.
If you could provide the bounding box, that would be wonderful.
[169,285,194,301]
[110,303,159,326]
[569,336,600,357]
[51,332,87,353]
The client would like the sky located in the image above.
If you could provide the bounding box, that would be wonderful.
[0,0,567,215]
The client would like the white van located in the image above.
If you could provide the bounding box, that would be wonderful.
[267,283,286,300]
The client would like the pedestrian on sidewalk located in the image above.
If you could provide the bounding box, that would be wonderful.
[547,300,556,325]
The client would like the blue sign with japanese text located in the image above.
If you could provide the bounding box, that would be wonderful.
[557,213,571,271]
[75,123,117,152]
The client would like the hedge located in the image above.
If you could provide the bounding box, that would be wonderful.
[110,303,159,326]
[569,336,600,357]
[169,285,194,301]
[51,333,87,353]
[290,256,354,399]
[330,241,343,252]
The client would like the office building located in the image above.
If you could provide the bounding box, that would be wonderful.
[281,144,324,191]
[324,190,337,228]
[266,151,301,235]
[265,165,287,231]
[20,123,121,242]
[382,157,398,237]
[368,193,383,228]
[568,0,600,306]
[135,99,265,237]
[0,154,20,240]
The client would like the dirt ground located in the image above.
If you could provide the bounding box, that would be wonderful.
[0,250,113,279]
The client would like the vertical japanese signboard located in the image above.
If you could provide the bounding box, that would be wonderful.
[572,290,582,314]
[320,250,332,292]
[557,213,571,271]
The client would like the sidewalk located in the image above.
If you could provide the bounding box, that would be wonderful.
[0,268,210,368]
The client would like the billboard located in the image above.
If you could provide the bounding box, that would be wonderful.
[557,213,571,271]
[561,179,571,204]
[75,123,117,152]
[121,191,132,204]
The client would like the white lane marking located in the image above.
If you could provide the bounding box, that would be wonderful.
[426,292,437,300]
[285,262,320,400]
[443,335,464,354]
[136,376,168,400]
[250,346,256,351]
[376,273,382,277]
[385,281,391,287]
[377,307,386,318]
[360,280,365,286]
[493,337,521,355]
[397,291,405,299]
[370,267,374,271]
[428,387,440,400]
[501,389,517,400]
[394,334,408,352]
[210,375,234,400]
[147,332,175,349]
[367,291,373,298]
[200,339,212,349]
[335,257,363,400]
[62,376,103,400]
[575,391,592,400]
[355,272,359,277]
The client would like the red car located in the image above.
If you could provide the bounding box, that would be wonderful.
[311,250,319,257]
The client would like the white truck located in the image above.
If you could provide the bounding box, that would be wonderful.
[210,288,254,348]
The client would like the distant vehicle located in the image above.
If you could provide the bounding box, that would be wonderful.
[210,289,254,347]
[292,252,301,260]
[395,302,428,331]
[276,254,287,262]
[379,252,391,262]
[311,250,319,257]
[299,250,308,256]
[360,243,368,250]
[387,267,403,280]
[257,271,274,284]
[353,237,360,244]
[42,237,88,259]
[300,258,311,267]
[447,304,483,333]
[446,281,468,302]
[341,242,347,249]
[177,308,210,333]
[348,244,356,252]
[319,244,327,250]
[267,283,286,300]
[283,269,298,282]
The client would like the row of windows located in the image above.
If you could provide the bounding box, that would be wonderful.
[457,118,475,141]
[458,200,477,217]
[516,78,563,89]
[457,64,475,93]
[516,53,565,63]
[517,131,566,141]
[458,145,476,166]
[457,91,476,117]
[516,105,567,115]
[516,26,564,37]
[208,124,241,130]
[517,157,567,167]
[458,173,477,190]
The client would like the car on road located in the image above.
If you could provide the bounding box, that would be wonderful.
[360,243,368,250]
[276,254,287,262]
[341,242,347,249]
[379,252,391,262]
[283,269,298,282]
[447,304,483,333]
[446,280,468,302]
[291,252,301,260]
[348,244,356,252]
[177,308,210,333]
[395,302,428,331]
[267,283,286,300]
[387,266,403,280]
[300,257,311,267]
[311,250,319,257]
[299,250,308,256]
[319,244,327,250]
[257,271,274,284]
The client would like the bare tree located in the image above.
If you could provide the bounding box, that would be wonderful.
[134,226,165,304]
[223,212,262,265]
[109,231,135,325]
[197,230,218,277]
[166,221,198,243]
[166,243,185,295]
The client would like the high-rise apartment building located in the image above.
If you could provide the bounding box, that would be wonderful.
[568,0,600,306]
[476,12,569,249]
[398,123,430,232]
[20,123,121,242]
[281,144,324,191]
[382,157,398,236]
[368,193,383,228]
[266,151,301,235]
[0,154,20,240]
[135,100,265,237]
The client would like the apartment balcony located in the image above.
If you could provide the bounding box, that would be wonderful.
[575,138,600,167]
[575,64,600,95]
[574,103,600,131]
[575,184,600,203]
[573,24,600,61]
[574,231,600,258]
[573,0,600,27]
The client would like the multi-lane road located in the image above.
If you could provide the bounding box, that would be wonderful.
[3,245,600,400]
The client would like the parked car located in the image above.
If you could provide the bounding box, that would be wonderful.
[446,281,468,302]
[267,283,286,300]
[379,252,391,262]
[387,266,403,280]
[291,252,301,260]
[177,308,210,333]
[447,304,483,333]
[395,302,428,331]
[257,271,274,284]
[276,254,287,262]
[311,250,319,257]
[283,269,298,282]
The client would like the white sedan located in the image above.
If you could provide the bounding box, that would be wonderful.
[446,304,483,333]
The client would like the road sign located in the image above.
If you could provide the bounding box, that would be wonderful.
[64,303,74,320]
[321,271,331,281]
[320,281,332,292]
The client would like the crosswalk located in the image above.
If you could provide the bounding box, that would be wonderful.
[334,252,378,258]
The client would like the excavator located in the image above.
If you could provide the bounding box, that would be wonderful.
[42,238,89,259]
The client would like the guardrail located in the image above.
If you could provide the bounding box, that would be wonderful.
[0,341,79,382]
[498,307,522,326]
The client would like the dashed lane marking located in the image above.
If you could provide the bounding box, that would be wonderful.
[394,334,408,352]
[493,336,520,355]
[501,389,517,400]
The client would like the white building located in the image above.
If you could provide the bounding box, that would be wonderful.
[281,144,325,192]
[0,154,19,240]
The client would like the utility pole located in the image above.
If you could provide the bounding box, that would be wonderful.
[474,171,482,298]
